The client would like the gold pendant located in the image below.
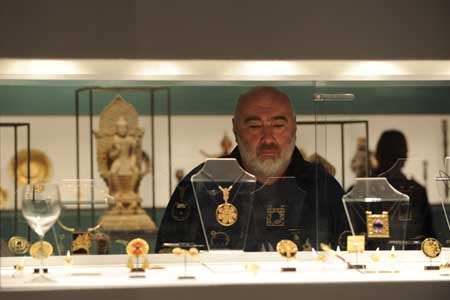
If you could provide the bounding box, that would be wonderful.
[421,238,441,259]
[276,240,298,258]
[216,203,238,226]
[366,211,390,238]
[29,241,53,259]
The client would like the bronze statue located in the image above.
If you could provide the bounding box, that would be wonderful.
[95,95,155,232]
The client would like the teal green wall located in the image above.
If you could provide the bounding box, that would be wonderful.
[1,83,450,115]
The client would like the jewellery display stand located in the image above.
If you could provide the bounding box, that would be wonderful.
[191,158,256,251]
[436,157,450,240]
[0,123,31,238]
[436,157,450,269]
[251,177,307,252]
[342,178,410,268]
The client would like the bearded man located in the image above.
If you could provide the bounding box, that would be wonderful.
[155,87,348,252]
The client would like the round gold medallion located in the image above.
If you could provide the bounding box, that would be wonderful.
[215,203,238,226]
[126,238,149,257]
[8,149,52,185]
[421,238,442,258]
[8,236,30,255]
[276,240,298,258]
[29,241,53,259]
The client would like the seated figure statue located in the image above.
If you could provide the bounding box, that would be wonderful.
[95,95,155,232]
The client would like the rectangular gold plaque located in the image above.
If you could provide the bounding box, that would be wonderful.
[366,211,390,238]
[347,235,365,253]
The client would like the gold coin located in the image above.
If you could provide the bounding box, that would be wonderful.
[126,238,149,257]
[216,203,238,226]
[276,240,298,258]
[29,241,53,259]
[421,238,442,258]
[8,236,30,255]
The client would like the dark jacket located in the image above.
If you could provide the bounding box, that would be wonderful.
[155,147,348,252]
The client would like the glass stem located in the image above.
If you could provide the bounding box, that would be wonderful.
[39,236,44,275]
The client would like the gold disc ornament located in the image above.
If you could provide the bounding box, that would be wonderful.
[29,241,53,259]
[216,203,238,226]
[421,238,442,259]
[8,149,52,185]
[126,238,149,257]
[276,240,298,258]
[8,236,30,255]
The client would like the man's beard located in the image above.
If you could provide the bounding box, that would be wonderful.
[236,135,296,182]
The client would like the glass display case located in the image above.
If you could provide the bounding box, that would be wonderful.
[1,59,450,293]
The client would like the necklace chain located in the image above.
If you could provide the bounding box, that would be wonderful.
[200,171,245,204]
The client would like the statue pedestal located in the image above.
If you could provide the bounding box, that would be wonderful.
[99,208,157,233]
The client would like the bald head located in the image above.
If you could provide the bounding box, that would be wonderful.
[234,86,295,122]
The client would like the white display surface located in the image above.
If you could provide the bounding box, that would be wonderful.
[1,251,450,300]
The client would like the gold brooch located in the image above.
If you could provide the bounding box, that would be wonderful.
[126,238,149,257]
[8,236,30,255]
[276,240,298,258]
[421,238,441,259]
[366,211,390,238]
[72,232,92,254]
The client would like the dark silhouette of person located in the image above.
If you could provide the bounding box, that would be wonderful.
[373,130,434,248]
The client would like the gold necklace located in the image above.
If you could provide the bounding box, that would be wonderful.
[201,171,245,227]
[216,184,238,227]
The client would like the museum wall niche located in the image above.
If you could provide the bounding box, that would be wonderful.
[1,81,450,258]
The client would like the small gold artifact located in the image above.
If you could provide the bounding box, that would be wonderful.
[421,238,442,259]
[126,238,150,274]
[244,263,260,274]
[312,248,326,262]
[370,247,381,262]
[216,185,238,226]
[126,238,149,257]
[276,240,298,258]
[388,246,397,259]
[64,251,73,266]
[347,235,365,253]
[0,186,8,208]
[72,232,92,254]
[29,241,53,259]
[8,236,30,255]
[366,211,390,238]
[14,262,24,271]
[9,149,52,185]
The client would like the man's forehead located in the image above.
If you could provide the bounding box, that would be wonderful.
[238,97,293,116]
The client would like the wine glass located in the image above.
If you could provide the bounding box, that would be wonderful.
[22,184,62,282]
